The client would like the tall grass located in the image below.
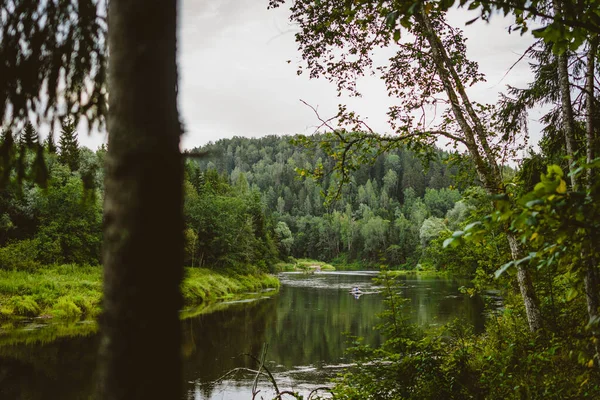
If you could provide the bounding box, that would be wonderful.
[0,265,279,320]
[0,265,102,319]
[180,268,280,305]
[274,258,336,272]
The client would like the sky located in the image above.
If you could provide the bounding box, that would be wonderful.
[80,0,545,152]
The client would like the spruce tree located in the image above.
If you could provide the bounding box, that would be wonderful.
[20,123,39,149]
[45,133,58,154]
[58,118,80,171]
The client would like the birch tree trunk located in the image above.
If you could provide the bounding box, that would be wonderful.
[584,36,600,362]
[98,1,184,398]
[553,0,600,359]
[419,7,543,331]
[507,233,544,331]
[553,0,579,190]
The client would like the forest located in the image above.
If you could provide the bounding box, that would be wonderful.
[1,0,600,399]
[190,135,478,270]
[2,128,474,273]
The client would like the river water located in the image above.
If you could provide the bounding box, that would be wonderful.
[0,272,489,399]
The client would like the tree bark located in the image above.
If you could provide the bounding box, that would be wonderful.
[98,1,183,399]
[507,233,544,331]
[584,36,600,362]
[553,0,579,190]
[585,36,598,185]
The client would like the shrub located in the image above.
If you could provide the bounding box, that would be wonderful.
[9,295,40,317]
[0,239,42,271]
[51,297,82,319]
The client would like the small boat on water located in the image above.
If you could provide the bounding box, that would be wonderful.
[349,286,363,295]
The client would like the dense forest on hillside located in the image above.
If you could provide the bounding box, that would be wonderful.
[190,135,483,268]
[0,122,104,268]
[0,124,281,274]
[2,0,600,398]
[2,128,482,273]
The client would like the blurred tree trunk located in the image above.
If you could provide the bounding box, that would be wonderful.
[97,1,184,398]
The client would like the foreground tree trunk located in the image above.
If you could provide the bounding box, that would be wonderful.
[98,1,183,398]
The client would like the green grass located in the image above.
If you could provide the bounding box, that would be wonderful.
[0,265,102,320]
[0,265,280,321]
[275,258,336,272]
[180,268,280,305]
[387,269,450,278]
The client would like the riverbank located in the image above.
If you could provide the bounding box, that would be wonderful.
[275,258,336,272]
[0,265,279,321]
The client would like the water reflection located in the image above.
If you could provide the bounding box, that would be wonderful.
[0,272,488,400]
[185,272,486,399]
[0,322,98,400]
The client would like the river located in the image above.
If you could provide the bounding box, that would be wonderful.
[0,272,490,399]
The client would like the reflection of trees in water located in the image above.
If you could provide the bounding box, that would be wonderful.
[399,277,486,333]
[265,285,385,369]
[181,297,277,398]
[0,333,98,400]
[0,277,488,400]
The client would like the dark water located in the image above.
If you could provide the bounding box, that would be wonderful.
[0,272,488,399]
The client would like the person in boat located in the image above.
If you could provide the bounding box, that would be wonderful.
[351,286,361,293]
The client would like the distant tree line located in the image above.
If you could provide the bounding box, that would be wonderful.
[0,123,281,274]
[0,121,103,269]
[189,135,480,268]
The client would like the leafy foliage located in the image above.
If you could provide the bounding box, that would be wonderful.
[0,0,107,129]
[190,135,470,268]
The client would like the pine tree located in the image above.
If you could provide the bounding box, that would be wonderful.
[46,133,58,154]
[58,118,80,171]
[20,123,39,149]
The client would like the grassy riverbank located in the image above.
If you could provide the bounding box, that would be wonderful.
[275,258,336,272]
[0,265,279,320]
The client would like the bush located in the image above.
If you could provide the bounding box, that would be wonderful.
[9,295,41,317]
[0,239,42,271]
[333,273,600,399]
[51,297,82,319]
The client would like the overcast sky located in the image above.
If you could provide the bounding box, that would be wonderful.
[81,0,545,152]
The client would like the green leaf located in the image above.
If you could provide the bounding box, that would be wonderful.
[547,164,563,178]
[494,261,514,278]
[525,199,543,208]
[464,221,481,231]
[465,16,479,25]
[566,288,578,302]
[385,11,398,29]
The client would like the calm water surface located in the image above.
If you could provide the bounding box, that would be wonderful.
[0,272,489,399]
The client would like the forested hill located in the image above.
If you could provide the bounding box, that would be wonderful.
[189,135,478,268]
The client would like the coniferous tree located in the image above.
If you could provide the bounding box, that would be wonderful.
[20,123,39,149]
[58,118,80,171]
[46,133,58,154]
[0,130,15,185]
